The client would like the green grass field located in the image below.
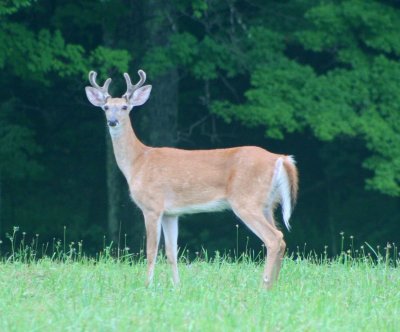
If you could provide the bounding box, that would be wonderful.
[1,252,399,332]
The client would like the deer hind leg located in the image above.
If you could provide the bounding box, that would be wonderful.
[143,211,162,287]
[275,238,286,281]
[231,203,284,289]
[161,215,180,286]
[264,208,286,282]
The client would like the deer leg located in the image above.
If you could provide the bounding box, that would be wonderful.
[161,215,180,286]
[274,238,286,281]
[231,205,284,289]
[264,208,286,282]
[143,211,162,287]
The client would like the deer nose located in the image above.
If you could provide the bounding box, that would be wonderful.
[108,119,119,127]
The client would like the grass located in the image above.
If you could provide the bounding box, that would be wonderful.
[0,228,399,331]
[1,257,399,331]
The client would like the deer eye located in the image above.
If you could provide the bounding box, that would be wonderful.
[122,105,128,111]
[104,106,109,111]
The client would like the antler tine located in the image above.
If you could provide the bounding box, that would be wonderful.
[137,70,146,87]
[103,77,112,92]
[88,70,111,98]
[123,70,147,98]
[123,73,132,94]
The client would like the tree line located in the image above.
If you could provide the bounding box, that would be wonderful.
[1,0,399,255]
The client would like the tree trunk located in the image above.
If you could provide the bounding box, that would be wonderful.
[105,132,124,244]
[0,172,2,238]
[103,30,124,245]
[146,69,178,146]
[143,1,178,147]
[327,176,338,255]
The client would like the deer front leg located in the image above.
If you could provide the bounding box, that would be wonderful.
[143,211,162,287]
[162,215,180,286]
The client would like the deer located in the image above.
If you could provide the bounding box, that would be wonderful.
[85,69,298,289]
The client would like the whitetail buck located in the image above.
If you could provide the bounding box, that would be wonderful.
[85,69,298,289]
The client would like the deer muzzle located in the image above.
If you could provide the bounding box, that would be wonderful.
[107,119,119,127]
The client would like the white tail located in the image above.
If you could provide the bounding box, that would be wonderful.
[271,156,297,231]
[85,70,298,289]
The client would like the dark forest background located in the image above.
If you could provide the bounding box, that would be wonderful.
[1,0,399,256]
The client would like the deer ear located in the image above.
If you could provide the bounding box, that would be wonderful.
[128,85,152,107]
[85,87,107,107]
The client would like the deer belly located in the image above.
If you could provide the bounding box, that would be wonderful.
[164,199,230,216]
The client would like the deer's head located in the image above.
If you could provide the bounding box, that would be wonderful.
[85,70,152,129]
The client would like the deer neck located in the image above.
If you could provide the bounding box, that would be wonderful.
[108,120,146,180]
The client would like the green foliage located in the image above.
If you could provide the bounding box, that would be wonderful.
[0,0,399,253]
[212,0,400,196]
[0,23,130,80]
[0,100,42,180]
[89,46,130,76]
[0,0,32,16]
[0,2,131,229]
[0,0,131,241]
[191,0,208,18]
[144,32,242,80]
[298,0,400,60]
